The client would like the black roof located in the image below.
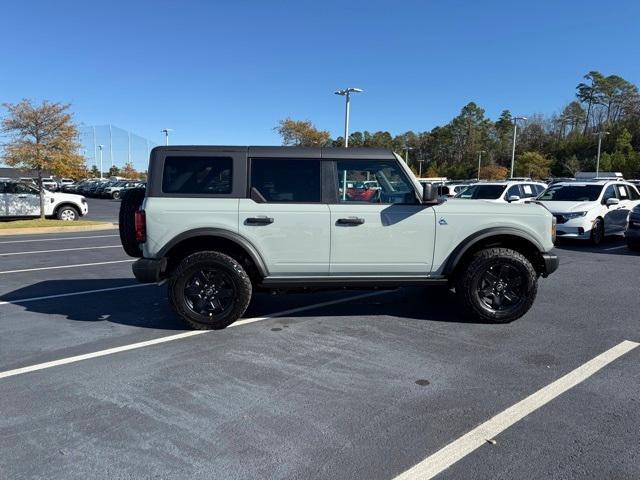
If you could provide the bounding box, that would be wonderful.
[150,146,396,160]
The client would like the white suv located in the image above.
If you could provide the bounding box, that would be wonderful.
[455,181,547,203]
[537,180,640,245]
[120,146,559,329]
[0,180,88,220]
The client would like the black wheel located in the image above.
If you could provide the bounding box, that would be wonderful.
[57,206,79,221]
[456,247,537,323]
[590,218,604,245]
[168,251,252,330]
[118,188,146,257]
[112,190,121,199]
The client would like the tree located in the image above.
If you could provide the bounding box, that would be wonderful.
[577,71,604,134]
[90,165,100,178]
[121,162,137,179]
[107,165,121,177]
[480,164,508,180]
[515,151,551,179]
[1,99,86,218]
[275,118,330,146]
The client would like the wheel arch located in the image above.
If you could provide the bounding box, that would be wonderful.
[443,228,546,278]
[54,202,82,217]
[159,228,268,281]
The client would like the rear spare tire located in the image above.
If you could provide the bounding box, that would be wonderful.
[119,188,146,257]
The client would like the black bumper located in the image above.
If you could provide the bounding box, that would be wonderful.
[132,258,167,283]
[541,252,559,277]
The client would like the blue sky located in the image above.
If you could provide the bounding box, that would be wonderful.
[2,0,639,149]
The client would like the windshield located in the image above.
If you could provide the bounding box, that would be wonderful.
[537,184,602,202]
[455,184,506,199]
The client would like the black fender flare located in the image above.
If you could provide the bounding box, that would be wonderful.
[442,227,545,276]
[157,228,269,277]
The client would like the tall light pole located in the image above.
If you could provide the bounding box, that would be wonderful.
[510,116,527,178]
[334,87,363,147]
[403,146,414,165]
[97,145,104,179]
[161,128,173,146]
[593,131,610,177]
[477,150,486,180]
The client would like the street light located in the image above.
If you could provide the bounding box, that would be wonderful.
[510,116,527,178]
[593,131,610,177]
[403,146,414,165]
[477,150,486,180]
[97,145,104,179]
[334,87,363,147]
[161,128,173,146]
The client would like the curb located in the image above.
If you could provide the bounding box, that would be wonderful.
[0,223,118,237]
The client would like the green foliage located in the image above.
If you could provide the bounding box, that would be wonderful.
[515,151,551,179]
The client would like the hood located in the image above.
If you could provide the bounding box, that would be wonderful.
[537,200,596,213]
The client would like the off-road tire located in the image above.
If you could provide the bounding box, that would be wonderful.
[168,251,252,330]
[456,247,537,323]
[119,188,146,257]
[590,218,604,245]
[56,205,79,221]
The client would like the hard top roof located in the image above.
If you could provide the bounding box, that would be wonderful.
[150,145,397,160]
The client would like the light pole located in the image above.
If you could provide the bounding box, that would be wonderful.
[510,116,527,178]
[334,87,363,147]
[97,145,104,179]
[593,131,610,177]
[403,146,414,166]
[161,128,173,146]
[417,159,425,177]
[477,150,486,180]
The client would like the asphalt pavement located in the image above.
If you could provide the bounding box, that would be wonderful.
[0,227,638,480]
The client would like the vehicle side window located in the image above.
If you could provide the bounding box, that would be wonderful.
[506,185,521,199]
[250,158,321,202]
[602,185,617,203]
[617,185,629,199]
[628,185,640,200]
[162,156,232,194]
[336,160,418,204]
[0,182,6,194]
[8,183,38,194]
[520,184,537,198]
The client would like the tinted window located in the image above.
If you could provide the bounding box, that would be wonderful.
[456,184,506,199]
[506,185,521,198]
[537,184,603,201]
[520,184,537,198]
[336,160,418,204]
[0,182,6,194]
[628,185,640,200]
[7,183,38,194]
[162,156,232,194]
[251,159,320,202]
[616,184,629,199]
[602,185,617,202]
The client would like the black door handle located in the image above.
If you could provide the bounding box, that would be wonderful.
[245,216,274,225]
[336,217,365,226]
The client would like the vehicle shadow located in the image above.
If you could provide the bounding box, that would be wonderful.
[2,280,481,330]
[554,236,638,256]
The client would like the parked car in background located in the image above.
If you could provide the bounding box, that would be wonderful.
[454,181,547,203]
[103,181,144,199]
[0,179,88,220]
[537,180,640,245]
[438,183,470,198]
[624,204,640,251]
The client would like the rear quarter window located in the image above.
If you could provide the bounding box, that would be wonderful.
[162,156,232,194]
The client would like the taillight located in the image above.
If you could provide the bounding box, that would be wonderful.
[134,210,146,243]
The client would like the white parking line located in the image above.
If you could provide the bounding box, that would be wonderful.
[0,283,152,306]
[0,245,122,257]
[0,234,119,244]
[0,259,134,275]
[603,245,628,251]
[0,290,389,380]
[392,340,639,480]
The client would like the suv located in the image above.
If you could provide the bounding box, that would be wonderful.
[0,179,88,220]
[455,181,547,203]
[120,147,558,330]
[536,180,640,245]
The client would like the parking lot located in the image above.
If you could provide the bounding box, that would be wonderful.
[0,199,638,480]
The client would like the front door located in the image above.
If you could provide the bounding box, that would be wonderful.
[238,157,330,275]
[6,182,40,216]
[328,159,436,275]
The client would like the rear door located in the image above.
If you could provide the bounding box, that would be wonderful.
[238,156,330,275]
[602,184,624,232]
[328,158,435,275]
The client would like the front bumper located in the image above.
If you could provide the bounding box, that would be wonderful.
[625,226,640,246]
[541,252,559,277]
[132,257,167,283]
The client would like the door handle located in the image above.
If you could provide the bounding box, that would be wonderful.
[18,195,28,198]
[336,217,365,226]
[245,216,274,225]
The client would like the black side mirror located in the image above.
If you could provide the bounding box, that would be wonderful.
[422,183,437,203]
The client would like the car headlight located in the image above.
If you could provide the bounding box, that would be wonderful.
[563,211,587,220]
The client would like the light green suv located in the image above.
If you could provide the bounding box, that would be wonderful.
[119,146,559,329]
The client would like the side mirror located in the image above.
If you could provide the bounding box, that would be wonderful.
[508,195,521,202]
[422,183,437,203]
[606,197,620,206]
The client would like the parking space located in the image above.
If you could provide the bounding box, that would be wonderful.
[0,230,638,479]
